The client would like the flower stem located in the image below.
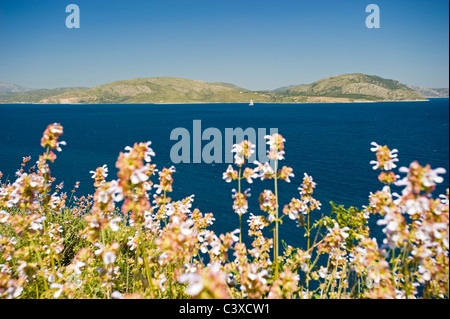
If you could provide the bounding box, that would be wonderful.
[238,167,242,243]
[274,159,279,279]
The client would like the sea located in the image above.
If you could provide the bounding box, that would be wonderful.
[0,99,448,249]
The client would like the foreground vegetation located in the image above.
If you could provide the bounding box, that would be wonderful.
[0,124,448,299]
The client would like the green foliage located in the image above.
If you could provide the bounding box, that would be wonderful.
[328,202,369,250]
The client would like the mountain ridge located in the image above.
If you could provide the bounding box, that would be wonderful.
[0,74,434,104]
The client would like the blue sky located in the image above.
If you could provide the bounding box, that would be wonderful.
[0,0,448,90]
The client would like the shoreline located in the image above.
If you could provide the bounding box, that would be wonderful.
[0,98,436,106]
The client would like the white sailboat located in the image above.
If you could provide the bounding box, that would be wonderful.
[249,99,254,106]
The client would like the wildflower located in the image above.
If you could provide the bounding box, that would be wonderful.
[159,274,167,292]
[283,198,307,221]
[278,166,294,183]
[404,197,429,216]
[421,167,446,188]
[50,283,64,298]
[253,161,275,180]
[178,273,204,296]
[376,207,408,249]
[111,291,124,299]
[40,123,66,152]
[299,173,316,196]
[130,166,150,185]
[248,267,269,285]
[318,267,328,279]
[109,217,121,231]
[90,164,108,179]
[125,141,155,162]
[396,162,446,194]
[94,242,104,255]
[155,166,176,193]
[265,134,285,160]
[103,251,117,265]
[180,219,194,236]
[0,210,10,224]
[258,190,276,213]
[243,167,258,183]
[230,229,240,242]
[74,261,86,275]
[106,180,124,202]
[340,226,350,239]
[232,190,249,216]
[378,171,399,185]
[370,142,399,171]
[248,213,268,230]
[223,165,238,183]
[231,140,255,167]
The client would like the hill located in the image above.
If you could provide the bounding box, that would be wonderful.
[407,85,449,98]
[35,78,265,104]
[276,73,427,102]
[0,74,429,104]
[0,87,89,103]
[0,82,30,93]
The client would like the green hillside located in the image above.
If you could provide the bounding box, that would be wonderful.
[279,73,426,101]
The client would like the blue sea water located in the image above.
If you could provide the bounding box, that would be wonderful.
[0,99,448,249]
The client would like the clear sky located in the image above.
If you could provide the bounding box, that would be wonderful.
[0,0,448,90]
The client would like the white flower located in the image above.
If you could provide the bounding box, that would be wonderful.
[178,273,204,296]
[222,165,236,183]
[50,283,64,298]
[97,190,108,204]
[230,229,240,242]
[180,219,194,236]
[6,285,23,299]
[103,251,117,265]
[340,226,350,239]
[90,217,100,229]
[127,235,138,251]
[0,210,10,224]
[159,274,167,292]
[165,203,176,216]
[109,217,121,232]
[318,266,328,278]
[111,291,124,299]
[56,141,66,152]
[439,194,449,205]
[143,142,156,162]
[94,242,104,255]
[74,261,86,275]
[158,252,169,265]
[29,175,43,188]
[404,197,429,216]
[254,161,274,180]
[248,266,269,285]
[130,166,149,184]
[369,142,399,170]
[418,265,431,282]
[107,180,124,202]
[421,168,446,187]
[30,216,46,231]
[248,213,266,230]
